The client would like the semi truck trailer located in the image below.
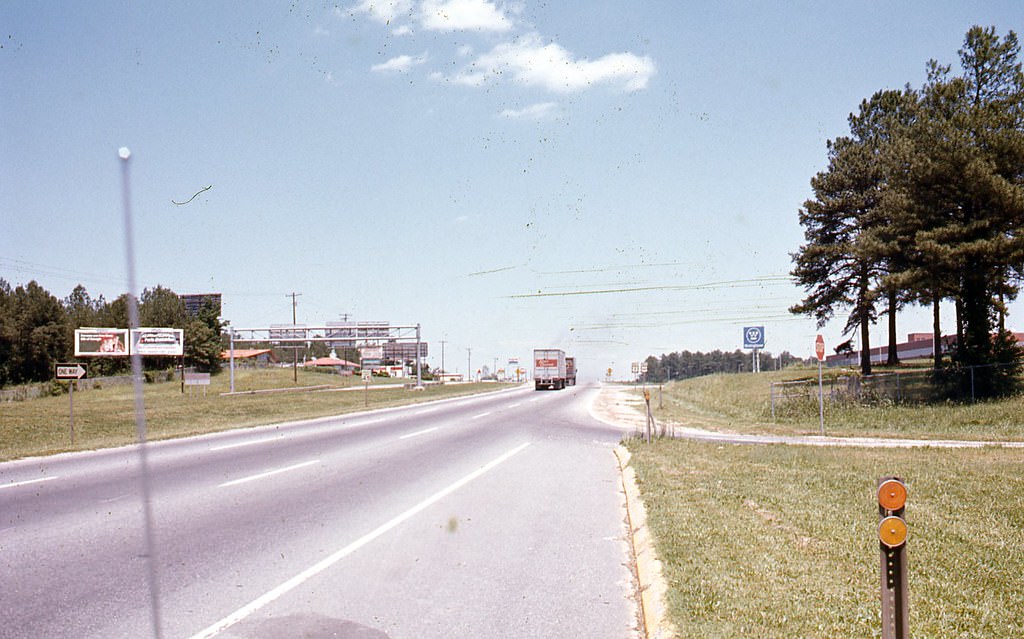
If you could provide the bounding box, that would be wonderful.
[533,348,567,390]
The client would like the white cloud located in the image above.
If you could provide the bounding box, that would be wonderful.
[348,0,416,25]
[372,53,428,73]
[454,33,656,93]
[419,0,513,32]
[392,25,413,36]
[500,102,559,120]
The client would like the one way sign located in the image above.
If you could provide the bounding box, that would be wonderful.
[55,363,87,380]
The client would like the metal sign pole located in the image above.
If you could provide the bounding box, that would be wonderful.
[69,382,75,446]
[818,357,824,435]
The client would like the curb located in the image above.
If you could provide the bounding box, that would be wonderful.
[615,445,677,639]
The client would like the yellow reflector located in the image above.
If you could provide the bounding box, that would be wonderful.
[878,479,907,511]
[879,515,908,548]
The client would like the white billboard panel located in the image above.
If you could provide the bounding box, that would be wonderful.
[131,328,184,356]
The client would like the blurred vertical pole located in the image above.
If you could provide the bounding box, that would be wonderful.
[119,147,163,639]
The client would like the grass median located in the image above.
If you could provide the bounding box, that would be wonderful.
[626,438,1024,638]
[0,369,516,462]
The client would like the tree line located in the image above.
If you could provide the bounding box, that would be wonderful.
[790,26,1024,397]
[640,349,803,383]
[0,279,225,387]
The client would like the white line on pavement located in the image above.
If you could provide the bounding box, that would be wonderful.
[471,411,492,419]
[189,441,531,639]
[218,460,320,488]
[399,427,439,440]
[210,438,280,452]
[1,476,59,490]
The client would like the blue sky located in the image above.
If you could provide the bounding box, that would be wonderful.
[2,1,1022,379]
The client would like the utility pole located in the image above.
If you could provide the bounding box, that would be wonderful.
[467,347,472,383]
[287,292,302,383]
[439,338,448,384]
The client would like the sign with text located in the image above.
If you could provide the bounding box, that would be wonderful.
[131,328,184,356]
[55,363,87,380]
[743,326,765,350]
[75,328,129,356]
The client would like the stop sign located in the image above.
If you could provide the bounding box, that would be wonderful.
[815,334,825,361]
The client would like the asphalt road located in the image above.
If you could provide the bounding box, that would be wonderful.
[0,383,639,639]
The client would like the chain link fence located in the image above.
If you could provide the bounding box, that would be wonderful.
[770,362,1023,419]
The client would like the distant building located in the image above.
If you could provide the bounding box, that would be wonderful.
[826,332,1024,367]
[220,348,278,367]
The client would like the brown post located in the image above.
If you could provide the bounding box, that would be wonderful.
[878,477,909,639]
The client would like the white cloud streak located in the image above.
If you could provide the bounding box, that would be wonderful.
[419,0,513,32]
[453,33,655,93]
[372,53,428,73]
[500,102,559,120]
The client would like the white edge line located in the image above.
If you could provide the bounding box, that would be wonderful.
[189,441,531,639]
[399,427,439,440]
[210,438,279,452]
[218,460,319,488]
[1,476,60,490]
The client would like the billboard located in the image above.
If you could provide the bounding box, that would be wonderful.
[75,328,129,357]
[383,342,428,359]
[131,328,184,356]
[181,293,221,318]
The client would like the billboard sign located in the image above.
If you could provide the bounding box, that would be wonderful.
[75,328,129,357]
[383,342,428,359]
[743,326,765,350]
[131,328,184,356]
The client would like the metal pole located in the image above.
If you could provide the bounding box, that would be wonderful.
[818,358,825,435]
[229,326,235,393]
[440,338,447,384]
[467,347,471,382]
[415,324,423,389]
[69,382,75,445]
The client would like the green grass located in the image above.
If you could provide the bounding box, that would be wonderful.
[640,367,1024,441]
[626,438,1024,638]
[0,369,514,462]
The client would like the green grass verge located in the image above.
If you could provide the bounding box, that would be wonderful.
[626,438,1024,638]
[0,369,515,462]
[641,367,1024,441]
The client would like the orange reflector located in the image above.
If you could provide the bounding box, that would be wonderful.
[878,479,907,512]
[879,515,908,548]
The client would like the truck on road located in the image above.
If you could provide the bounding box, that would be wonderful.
[565,356,577,386]
[533,349,567,390]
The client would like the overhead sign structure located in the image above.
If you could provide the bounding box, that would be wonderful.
[75,328,129,356]
[131,328,184,356]
[743,326,765,350]
[55,363,87,380]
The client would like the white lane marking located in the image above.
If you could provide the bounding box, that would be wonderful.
[189,442,531,639]
[471,411,492,419]
[399,427,438,440]
[415,407,440,415]
[210,438,279,452]
[528,397,541,402]
[218,460,320,488]
[507,402,521,408]
[1,476,59,490]
[100,494,130,504]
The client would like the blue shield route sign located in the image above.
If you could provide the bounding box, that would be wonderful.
[743,326,765,350]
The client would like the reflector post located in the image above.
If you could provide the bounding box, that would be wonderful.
[877,476,909,639]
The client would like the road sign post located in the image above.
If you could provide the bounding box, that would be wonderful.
[815,335,825,435]
[55,363,87,445]
[744,326,765,373]
[878,477,909,639]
